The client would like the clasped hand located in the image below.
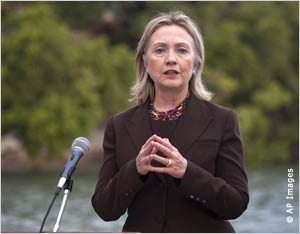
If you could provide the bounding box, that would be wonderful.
[136,134,187,179]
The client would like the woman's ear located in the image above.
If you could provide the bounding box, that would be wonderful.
[143,54,148,68]
[194,55,202,70]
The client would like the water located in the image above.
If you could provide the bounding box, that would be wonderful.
[1,166,299,233]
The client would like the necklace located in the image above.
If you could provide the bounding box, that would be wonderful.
[149,96,189,121]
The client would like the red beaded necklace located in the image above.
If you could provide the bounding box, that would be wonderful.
[149,96,189,121]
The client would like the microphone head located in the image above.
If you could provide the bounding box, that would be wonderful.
[71,137,90,154]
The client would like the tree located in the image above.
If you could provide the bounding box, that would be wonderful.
[1,3,125,157]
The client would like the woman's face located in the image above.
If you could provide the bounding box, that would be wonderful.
[144,25,195,93]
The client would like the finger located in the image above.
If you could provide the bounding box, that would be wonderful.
[151,146,157,154]
[142,140,156,155]
[151,154,170,167]
[148,165,171,174]
[142,134,157,148]
[142,154,154,165]
[141,135,158,154]
[153,141,174,157]
[140,140,155,157]
[138,154,153,165]
[153,136,174,150]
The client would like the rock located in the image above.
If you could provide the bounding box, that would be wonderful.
[1,128,106,173]
[1,134,31,173]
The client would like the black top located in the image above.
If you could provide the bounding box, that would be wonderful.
[150,118,179,140]
[150,118,180,180]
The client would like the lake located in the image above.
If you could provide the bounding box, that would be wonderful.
[1,166,299,233]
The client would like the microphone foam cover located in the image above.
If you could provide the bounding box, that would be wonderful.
[72,137,90,154]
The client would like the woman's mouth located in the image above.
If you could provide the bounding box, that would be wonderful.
[163,70,179,78]
[163,70,179,75]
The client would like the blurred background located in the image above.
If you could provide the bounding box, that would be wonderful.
[1,1,299,233]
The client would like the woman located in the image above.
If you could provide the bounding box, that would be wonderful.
[92,11,249,233]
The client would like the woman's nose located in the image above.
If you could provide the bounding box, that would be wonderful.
[165,50,177,65]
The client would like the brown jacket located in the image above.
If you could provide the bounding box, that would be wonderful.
[92,94,249,233]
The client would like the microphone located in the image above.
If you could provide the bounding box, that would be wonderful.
[57,137,90,189]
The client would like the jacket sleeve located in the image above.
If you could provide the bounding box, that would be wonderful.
[177,109,249,220]
[91,116,145,221]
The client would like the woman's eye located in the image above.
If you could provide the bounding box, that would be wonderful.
[178,48,189,54]
[154,48,165,54]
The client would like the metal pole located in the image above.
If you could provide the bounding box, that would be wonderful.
[53,179,73,232]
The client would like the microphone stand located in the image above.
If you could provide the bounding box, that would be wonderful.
[53,178,73,232]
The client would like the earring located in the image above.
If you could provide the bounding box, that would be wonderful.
[192,69,196,75]
[146,68,150,74]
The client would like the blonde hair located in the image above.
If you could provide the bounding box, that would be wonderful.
[131,11,213,104]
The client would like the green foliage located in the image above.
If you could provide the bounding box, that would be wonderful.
[2,1,298,167]
[195,2,298,167]
[2,3,134,157]
[80,38,135,116]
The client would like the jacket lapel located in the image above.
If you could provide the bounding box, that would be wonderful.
[124,99,166,184]
[124,99,152,153]
[170,94,214,158]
